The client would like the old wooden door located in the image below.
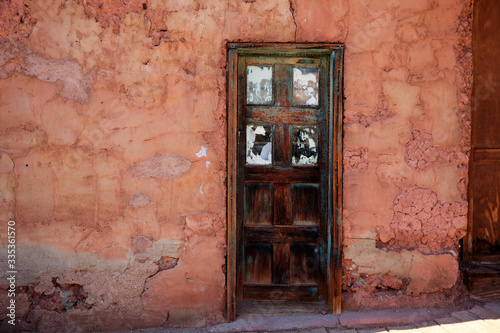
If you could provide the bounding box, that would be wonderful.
[227,44,343,321]
[465,0,500,263]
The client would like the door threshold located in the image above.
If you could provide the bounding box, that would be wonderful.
[236,300,330,319]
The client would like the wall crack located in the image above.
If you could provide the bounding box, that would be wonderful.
[288,0,297,42]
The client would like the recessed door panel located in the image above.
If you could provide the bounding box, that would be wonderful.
[245,183,273,225]
[292,184,320,226]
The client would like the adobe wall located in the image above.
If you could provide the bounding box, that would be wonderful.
[0,0,472,331]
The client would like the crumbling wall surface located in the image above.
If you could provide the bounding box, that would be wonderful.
[338,0,473,310]
[0,0,471,330]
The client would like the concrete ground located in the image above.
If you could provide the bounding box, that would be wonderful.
[129,301,500,332]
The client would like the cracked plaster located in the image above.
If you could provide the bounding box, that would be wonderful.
[0,0,472,330]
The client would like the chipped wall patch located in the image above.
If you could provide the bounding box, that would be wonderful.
[128,192,151,208]
[0,41,93,104]
[130,153,191,179]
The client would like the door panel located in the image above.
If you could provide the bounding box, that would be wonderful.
[466,0,500,262]
[244,183,273,225]
[244,243,272,284]
[290,243,320,284]
[227,43,343,321]
[471,160,500,257]
[292,184,320,226]
[239,54,328,303]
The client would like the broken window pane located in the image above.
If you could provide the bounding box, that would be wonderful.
[293,67,319,106]
[292,126,318,165]
[247,66,273,105]
[247,125,272,165]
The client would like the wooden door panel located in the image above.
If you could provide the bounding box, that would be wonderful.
[290,243,320,284]
[273,243,290,284]
[274,125,290,166]
[244,226,319,243]
[472,160,500,256]
[228,44,344,320]
[243,285,319,301]
[245,168,320,182]
[274,183,291,225]
[292,184,320,226]
[247,107,319,124]
[244,243,273,284]
[467,0,500,263]
[245,183,273,225]
[240,54,325,303]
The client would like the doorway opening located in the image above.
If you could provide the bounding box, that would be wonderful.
[226,43,344,321]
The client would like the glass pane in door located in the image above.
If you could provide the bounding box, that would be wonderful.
[292,125,318,165]
[247,66,273,105]
[293,67,319,106]
[246,125,272,165]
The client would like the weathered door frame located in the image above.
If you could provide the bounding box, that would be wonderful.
[226,43,344,321]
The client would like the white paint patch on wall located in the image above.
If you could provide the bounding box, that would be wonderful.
[196,146,207,157]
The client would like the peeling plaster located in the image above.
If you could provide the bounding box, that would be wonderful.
[0,41,93,103]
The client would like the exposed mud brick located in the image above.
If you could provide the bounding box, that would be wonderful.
[130,153,191,179]
[405,130,436,170]
[405,130,467,173]
[343,259,409,293]
[16,292,31,318]
[344,147,368,170]
[34,274,57,295]
[377,186,467,254]
[23,308,78,333]
[156,256,178,271]
[0,0,36,41]
[343,284,466,311]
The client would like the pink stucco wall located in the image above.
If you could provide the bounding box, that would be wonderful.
[0,0,471,330]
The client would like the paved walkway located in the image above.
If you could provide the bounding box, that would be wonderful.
[132,301,500,333]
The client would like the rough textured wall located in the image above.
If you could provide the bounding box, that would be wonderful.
[0,0,471,331]
[340,0,472,309]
